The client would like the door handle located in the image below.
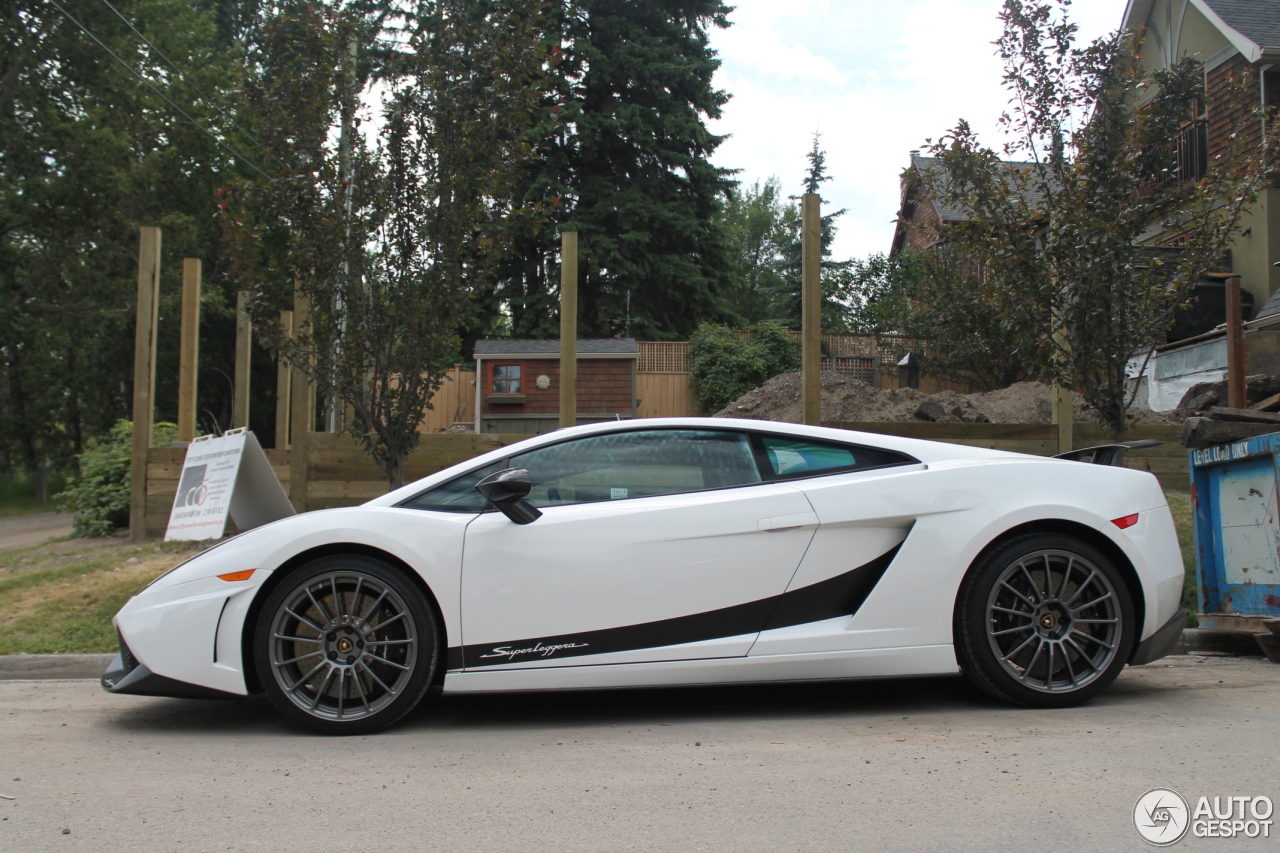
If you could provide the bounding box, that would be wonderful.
[757,512,820,532]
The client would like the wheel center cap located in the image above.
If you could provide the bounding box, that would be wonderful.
[337,637,354,654]
[1040,614,1057,628]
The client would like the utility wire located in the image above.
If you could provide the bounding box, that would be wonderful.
[46,0,274,180]
[96,0,266,150]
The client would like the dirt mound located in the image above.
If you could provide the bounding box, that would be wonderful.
[714,372,1179,425]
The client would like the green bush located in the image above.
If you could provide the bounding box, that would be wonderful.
[688,321,801,413]
[56,420,178,537]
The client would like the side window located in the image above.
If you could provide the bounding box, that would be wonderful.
[510,429,762,507]
[492,364,521,394]
[759,435,914,479]
[399,461,506,513]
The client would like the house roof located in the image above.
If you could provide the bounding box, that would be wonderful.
[891,153,1057,253]
[473,338,639,357]
[1123,0,1280,63]
[1255,285,1280,321]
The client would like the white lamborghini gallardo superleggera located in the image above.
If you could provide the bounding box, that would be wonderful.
[103,418,1188,734]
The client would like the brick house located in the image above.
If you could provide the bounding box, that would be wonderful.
[472,339,639,434]
[890,153,1051,256]
[1125,0,1280,309]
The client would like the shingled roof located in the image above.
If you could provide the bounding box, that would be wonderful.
[892,153,1058,253]
[473,338,639,356]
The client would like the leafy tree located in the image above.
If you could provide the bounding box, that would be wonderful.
[688,321,800,413]
[848,247,1039,390]
[221,1,549,487]
[716,177,789,325]
[494,0,737,342]
[0,0,254,479]
[769,134,852,330]
[924,0,1277,435]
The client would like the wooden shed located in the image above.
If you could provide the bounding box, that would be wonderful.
[473,338,639,434]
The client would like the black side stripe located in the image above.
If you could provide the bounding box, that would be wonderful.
[452,544,902,669]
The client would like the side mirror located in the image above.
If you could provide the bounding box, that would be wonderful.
[474,468,543,525]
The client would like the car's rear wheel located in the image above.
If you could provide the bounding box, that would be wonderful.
[955,533,1135,707]
[254,555,438,735]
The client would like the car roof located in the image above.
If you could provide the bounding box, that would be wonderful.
[364,417,1033,507]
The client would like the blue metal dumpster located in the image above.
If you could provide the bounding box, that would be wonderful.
[1190,433,1280,632]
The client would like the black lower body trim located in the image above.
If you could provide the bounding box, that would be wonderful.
[1129,608,1189,666]
[459,544,902,668]
[102,637,239,701]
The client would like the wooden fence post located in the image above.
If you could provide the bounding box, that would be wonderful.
[177,258,201,442]
[275,310,293,449]
[1226,274,1246,409]
[232,291,252,429]
[560,231,578,429]
[1052,385,1073,454]
[129,227,162,542]
[289,295,312,513]
[801,193,821,425]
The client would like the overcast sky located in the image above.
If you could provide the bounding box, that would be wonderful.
[706,0,1127,260]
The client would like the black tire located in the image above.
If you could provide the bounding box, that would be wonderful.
[254,555,439,735]
[955,533,1135,708]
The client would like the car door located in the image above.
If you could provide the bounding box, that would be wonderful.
[458,428,818,670]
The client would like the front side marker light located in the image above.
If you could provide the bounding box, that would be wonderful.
[1111,514,1139,530]
[217,570,256,582]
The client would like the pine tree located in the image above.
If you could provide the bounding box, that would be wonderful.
[768,133,852,329]
[492,0,737,343]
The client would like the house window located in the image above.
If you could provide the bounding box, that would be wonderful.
[492,364,521,394]
[1172,99,1208,184]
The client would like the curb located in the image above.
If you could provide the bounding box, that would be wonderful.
[0,654,114,681]
[0,628,1272,681]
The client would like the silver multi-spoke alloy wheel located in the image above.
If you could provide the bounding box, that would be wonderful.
[984,549,1120,693]
[256,556,438,734]
[956,533,1134,708]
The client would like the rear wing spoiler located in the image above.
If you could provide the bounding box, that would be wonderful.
[1052,439,1163,467]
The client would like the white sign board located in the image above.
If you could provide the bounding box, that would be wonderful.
[165,428,296,542]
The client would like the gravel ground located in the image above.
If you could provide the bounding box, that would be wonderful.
[1,655,1276,852]
[0,512,73,553]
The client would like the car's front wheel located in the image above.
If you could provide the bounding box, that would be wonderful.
[254,555,438,735]
[955,533,1135,708]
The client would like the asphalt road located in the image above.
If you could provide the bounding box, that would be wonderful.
[1,656,1277,853]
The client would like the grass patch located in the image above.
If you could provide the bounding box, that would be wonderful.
[0,538,201,654]
[1165,491,1198,628]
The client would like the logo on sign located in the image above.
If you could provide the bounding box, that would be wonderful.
[174,464,209,508]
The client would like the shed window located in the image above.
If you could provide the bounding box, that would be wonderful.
[492,364,521,394]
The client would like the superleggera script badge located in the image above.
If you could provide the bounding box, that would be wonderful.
[480,641,589,660]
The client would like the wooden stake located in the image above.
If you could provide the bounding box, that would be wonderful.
[232,291,252,429]
[559,231,578,429]
[176,259,201,442]
[275,310,293,449]
[289,295,312,513]
[1226,275,1247,409]
[1052,385,1073,454]
[129,227,162,542]
[801,193,821,425]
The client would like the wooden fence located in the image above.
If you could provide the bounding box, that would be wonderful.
[142,424,1187,538]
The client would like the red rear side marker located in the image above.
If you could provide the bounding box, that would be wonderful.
[1111,513,1139,529]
